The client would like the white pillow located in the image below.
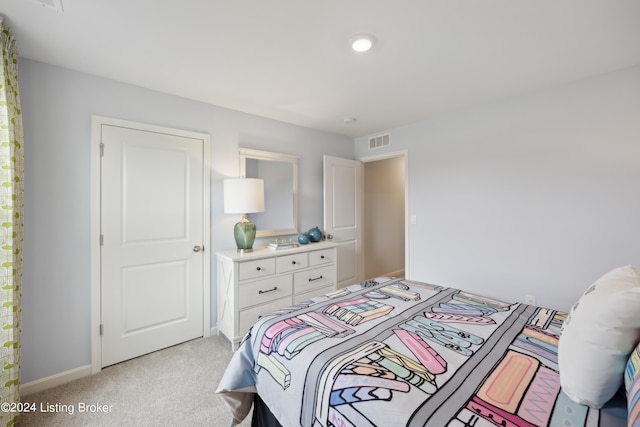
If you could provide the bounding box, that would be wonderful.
[558,264,640,408]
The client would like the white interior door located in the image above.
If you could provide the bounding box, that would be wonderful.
[100,123,206,367]
[323,155,363,288]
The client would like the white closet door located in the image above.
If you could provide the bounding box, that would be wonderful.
[100,123,205,367]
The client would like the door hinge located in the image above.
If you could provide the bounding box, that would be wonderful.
[99,324,103,336]
[100,234,104,246]
[100,143,104,157]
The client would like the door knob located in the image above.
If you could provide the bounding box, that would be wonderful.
[193,245,203,252]
[326,234,333,240]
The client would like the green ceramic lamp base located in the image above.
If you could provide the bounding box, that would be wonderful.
[234,215,256,252]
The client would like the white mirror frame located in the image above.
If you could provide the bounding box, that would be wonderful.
[239,148,299,238]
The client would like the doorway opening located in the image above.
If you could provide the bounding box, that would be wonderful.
[362,153,407,280]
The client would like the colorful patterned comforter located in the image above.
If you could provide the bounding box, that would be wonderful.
[216,277,623,427]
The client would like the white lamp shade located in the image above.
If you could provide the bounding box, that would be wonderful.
[223,178,265,214]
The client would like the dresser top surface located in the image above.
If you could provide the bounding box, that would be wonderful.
[216,241,337,262]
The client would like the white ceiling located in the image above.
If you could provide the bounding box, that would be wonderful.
[2,0,640,137]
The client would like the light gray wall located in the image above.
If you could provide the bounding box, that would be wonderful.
[356,65,640,312]
[20,57,640,385]
[19,59,353,383]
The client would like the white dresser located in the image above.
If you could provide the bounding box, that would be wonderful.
[216,241,337,350]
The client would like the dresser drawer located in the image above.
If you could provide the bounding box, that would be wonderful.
[277,253,308,273]
[238,258,276,281]
[309,248,334,266]
[239,275,293,309]
[294,265,334,294]
[239,296,292,336]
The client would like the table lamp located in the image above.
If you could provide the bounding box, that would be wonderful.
[223,178,265,253]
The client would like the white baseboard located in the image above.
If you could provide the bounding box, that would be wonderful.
[385,269,405,278]
[20,364,92,396]
[22,328,221,397]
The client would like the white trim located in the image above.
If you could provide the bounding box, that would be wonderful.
[201,135,212,340]
[20,365,92,396]
[358,148,407,164]
[90,116,102,374]
[383,269,406,278]
[357,149,410,279]
[90,115,212,374]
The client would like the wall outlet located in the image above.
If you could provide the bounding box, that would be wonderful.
[524,295,536,305]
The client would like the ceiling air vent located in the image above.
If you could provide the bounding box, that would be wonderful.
[369,133,390,150]
[31,0,64,12]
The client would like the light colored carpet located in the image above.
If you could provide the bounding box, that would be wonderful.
[19,335,252,426]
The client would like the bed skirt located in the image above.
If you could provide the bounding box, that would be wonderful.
[252,395,282,427]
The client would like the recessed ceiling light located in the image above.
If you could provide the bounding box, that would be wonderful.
[350,34,376,53]
[343,117,357,124]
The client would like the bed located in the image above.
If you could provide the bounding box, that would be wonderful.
[217,267,640,427]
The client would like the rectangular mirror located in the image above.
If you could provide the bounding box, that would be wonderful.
[240,148,298,237]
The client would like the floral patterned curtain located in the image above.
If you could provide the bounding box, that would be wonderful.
[0,17,23,427]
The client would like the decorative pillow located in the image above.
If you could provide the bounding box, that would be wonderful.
[627,344,640,427]
[558,265,640,408]
[626,343,640,393]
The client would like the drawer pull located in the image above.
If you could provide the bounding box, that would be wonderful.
[308,275,323,282]
[321,255,325,259]
[292,261,296,264]
[258,286,278,294]
[256,267,262,271]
